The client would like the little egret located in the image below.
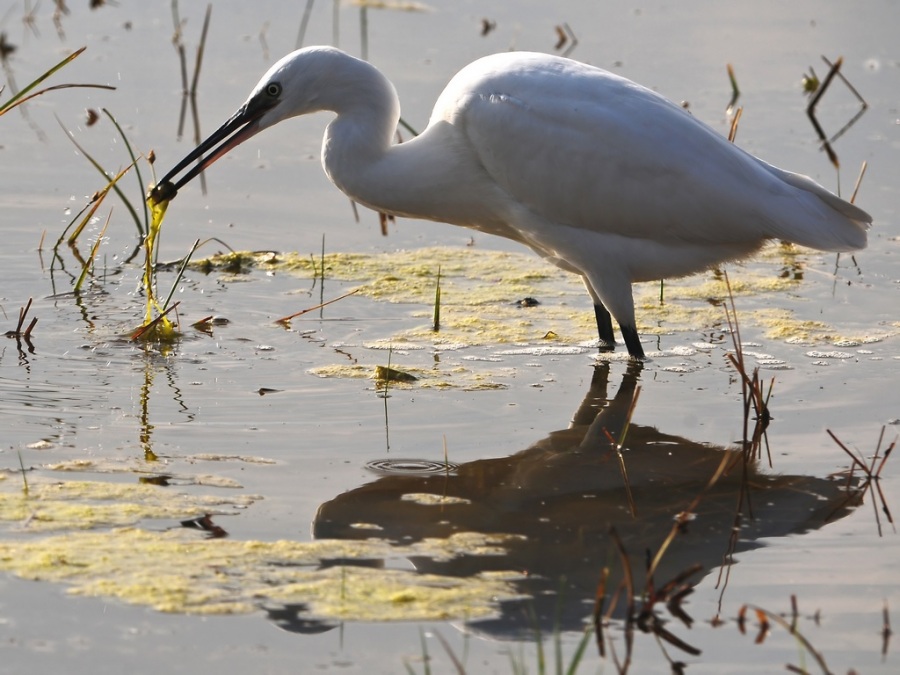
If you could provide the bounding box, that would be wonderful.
[155,47,871,358]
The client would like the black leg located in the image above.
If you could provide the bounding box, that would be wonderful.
[620,323,645,359]
[593,303,616,351]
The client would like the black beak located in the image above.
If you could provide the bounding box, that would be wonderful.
[153,97,271,201]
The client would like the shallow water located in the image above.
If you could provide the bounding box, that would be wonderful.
[1,1,898,673]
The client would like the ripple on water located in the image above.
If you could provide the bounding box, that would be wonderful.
[365,458,459,475]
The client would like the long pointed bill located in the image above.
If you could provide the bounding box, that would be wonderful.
[151,99,269,202]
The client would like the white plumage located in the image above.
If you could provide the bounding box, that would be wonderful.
[158,47,870,358]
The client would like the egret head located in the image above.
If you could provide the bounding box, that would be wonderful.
[153,47,336,201]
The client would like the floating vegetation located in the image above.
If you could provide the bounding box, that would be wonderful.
[135,186,179,342]
[374,364,419,384]
[0,460,524,620]
[0,475,258,533]
[0,515,522,619]
[185,243,894,387]
[309,362,510,391]
[192,245,879,353]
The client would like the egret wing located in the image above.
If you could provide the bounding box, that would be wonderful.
[439,53,863,249]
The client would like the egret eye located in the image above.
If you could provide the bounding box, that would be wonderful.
[266,82,282,98]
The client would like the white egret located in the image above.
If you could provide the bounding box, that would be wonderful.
[155,47,870,358]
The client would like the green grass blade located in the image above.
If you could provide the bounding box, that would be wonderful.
[0,47,85,114]
[74,211,111,292]
[564,627,593,675]
[419,628,431,675]
[57,117,144,236]
[17,451,29,497]
[102,108,149,235]
[1,83,116,116]
[160,239,202,311]
[67,164,133,245]
[432,265,441,331]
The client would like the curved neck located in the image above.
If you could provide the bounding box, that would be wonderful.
[319,56,402,208]
[316,52,489,225]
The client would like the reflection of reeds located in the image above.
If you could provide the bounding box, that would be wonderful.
[596,453,731,666]
[722,270,773,469]
[404,622,592,675]
[3,298,38,353]
[172,1,213,194]
[737,600,833,673]
[591,367,735,668]
[883,601,893,658]
[714,271,775,613]
[553,23,577,58]
[827,427,895,536]
[601,383,641,518]
[806,55,868,171]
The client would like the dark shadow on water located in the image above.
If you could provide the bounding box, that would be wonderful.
[274,363,856,638]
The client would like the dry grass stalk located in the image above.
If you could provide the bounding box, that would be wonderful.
[275,288,360,326]
[4,298,38,353]
[129,302,180,341]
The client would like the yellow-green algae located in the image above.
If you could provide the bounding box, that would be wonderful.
[0,526,523,619]
[0,469,524,620]
[43,459,244,489]
[193,245,888,382]
[309,362,511,391]
[0,475,258,532]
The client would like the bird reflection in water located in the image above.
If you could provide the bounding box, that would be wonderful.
[271,364,855,640]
